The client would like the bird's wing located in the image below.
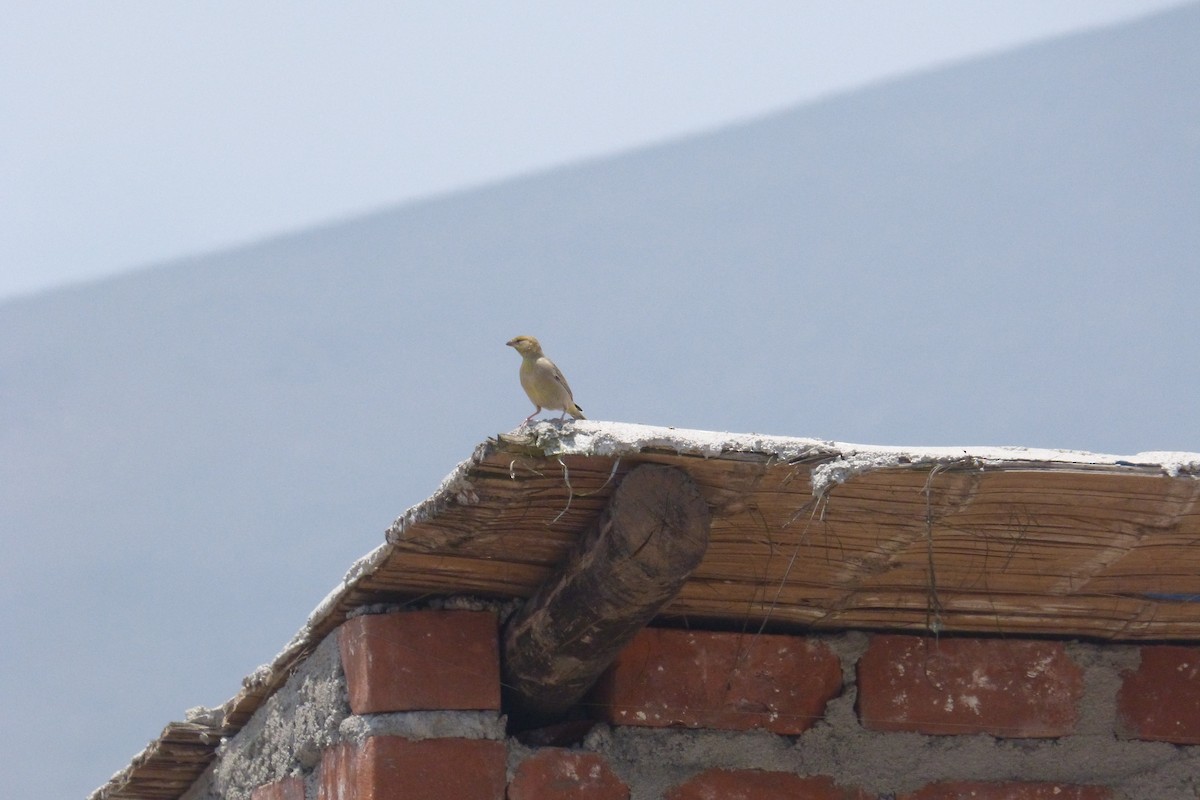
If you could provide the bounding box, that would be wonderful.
[545,359,574,398]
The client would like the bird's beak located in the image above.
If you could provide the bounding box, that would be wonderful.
[505,338,518,348]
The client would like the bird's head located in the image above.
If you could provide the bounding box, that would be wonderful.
[506,335,542,357]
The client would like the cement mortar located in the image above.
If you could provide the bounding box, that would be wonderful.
[345,594,521,621]
[582,720,1200,800]
[339,710,506,742]
[181,631,349,800]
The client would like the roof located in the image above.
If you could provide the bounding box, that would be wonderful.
[92,422,1200,799]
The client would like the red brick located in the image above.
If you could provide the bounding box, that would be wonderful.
[318,736,506,800]
[338,610,500,713]
[1118,644,1200,744]
[857,635,1081,738]
[318,742,355,800]
[901,781,1113,799]
[507,749,629,800]
[251,776,305,800]
[590,628,842,734]
[666,769,869,800]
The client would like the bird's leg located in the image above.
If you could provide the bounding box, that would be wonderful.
[521,407,542,426]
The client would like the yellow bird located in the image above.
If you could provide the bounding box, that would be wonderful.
[506,335,586,424]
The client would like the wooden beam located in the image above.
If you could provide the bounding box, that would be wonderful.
[502,463,711,721]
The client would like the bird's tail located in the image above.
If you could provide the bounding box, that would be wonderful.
[568,403,586,420]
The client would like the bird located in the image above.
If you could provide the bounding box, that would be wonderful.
[506,335,586,425]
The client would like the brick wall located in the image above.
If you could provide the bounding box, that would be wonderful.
[233,608,1200,800]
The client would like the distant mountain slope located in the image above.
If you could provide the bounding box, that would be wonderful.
[2,4,1198,797]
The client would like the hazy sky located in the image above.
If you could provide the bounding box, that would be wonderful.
[1,1,1187,302]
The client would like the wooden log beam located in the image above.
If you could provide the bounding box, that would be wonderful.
[502,463,711,721]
